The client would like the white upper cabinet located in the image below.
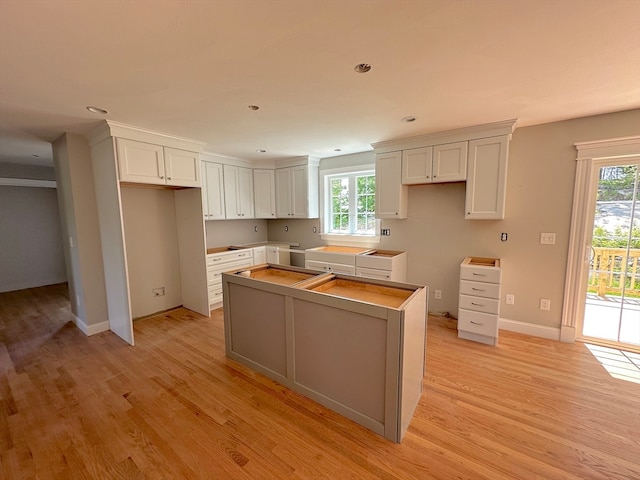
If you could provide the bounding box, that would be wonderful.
[373,119,516,220]
[402,142,467,184]
[163,147,200,187]
[223,165,254,219]
[253,169,276,218]
[275,161,318,218]
[465,135,509,220]
[432,141,468,183]
[376,151,408,219]
[116,138,200,187]
[202,161,225,220]
[402,147,433,184]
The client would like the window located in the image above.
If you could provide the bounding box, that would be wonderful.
[322,168,377,238]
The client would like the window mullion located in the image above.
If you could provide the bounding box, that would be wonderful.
[348,175,356,233]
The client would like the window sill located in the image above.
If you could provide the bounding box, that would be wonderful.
[319,233,381,246]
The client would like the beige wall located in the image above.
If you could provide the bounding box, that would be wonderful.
[0,185,67,292]
[53,133,108,328]
[205,218,269,248]
[120,187,183,319]
[268,109,640,331]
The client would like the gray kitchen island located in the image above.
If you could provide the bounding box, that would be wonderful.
[222,264,428,442]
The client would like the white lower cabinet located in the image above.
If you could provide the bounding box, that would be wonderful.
[457,256,502,346]
[252,246,267,264]
[207,249,253,308]
[266,244,290,265]
[306,247,407,281]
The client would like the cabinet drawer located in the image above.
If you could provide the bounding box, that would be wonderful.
[356,267,391,281]
[208,258,253,276]
[459,294,499,315]
[460,264,502,284]
[458,309,498,337]
[207,250,253,267]
[209,284,223,305]
[306,260,355,275]
[459,280,500,300]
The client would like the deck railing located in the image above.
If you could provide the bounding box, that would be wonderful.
[588,247,640,297]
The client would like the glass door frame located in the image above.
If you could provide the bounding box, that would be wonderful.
[561,136,640,345]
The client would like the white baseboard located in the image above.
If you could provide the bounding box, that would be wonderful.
[70,313,110,336]
[499,317,561,341]
[0,277,67,293]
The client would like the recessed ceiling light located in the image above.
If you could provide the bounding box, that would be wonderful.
[401,116,417,123]
[256,149,266,153]
[354,63,372,73]
[86,106,108,114]
[248,105,260,111]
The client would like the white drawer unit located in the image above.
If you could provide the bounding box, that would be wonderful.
[207,248,254,308]
[355,250,407,282]
[457,256,501,346]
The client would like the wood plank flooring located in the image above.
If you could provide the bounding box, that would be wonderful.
[1,283,639,479]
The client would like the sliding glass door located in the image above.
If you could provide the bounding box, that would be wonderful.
[581,160,640,348]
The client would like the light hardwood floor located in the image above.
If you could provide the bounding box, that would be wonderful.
[1,284,639,479]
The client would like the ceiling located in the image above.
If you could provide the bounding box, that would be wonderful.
[1,0,639,168]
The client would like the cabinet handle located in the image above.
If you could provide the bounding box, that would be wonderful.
[470,321,484,326]
[213,258,221,262]
[167,177,172,180]
[160,175,164,179]
[471,302,484,306]
[471,287,485,292]
[472,273,486,277]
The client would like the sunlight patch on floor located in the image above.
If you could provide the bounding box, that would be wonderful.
[585,343,640,384]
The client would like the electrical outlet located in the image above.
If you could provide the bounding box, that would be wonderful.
[381,228,391,236]
[152,287,165,297]
[434,289,442,300]
[540,298,551,311]
[540,232,556,245]
[501,232,508,242]
[506,294,515,305]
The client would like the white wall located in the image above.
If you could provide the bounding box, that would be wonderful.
[120,186,183,319]
[0,185,67,292]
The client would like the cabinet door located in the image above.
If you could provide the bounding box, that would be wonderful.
[201,162,209,218]
[252,246,267,264]
[204,162,225,219]
[290,165,308,218]
[402,147,433,184]
[253,169,276,218]
[375,152,407,219]
[164,147,200,187]
[224,165,254,219]
[465,136,509,219]
[116,138,165,185]
[432,141,467,183]
[237,167,255,218]
[275,168,292,217]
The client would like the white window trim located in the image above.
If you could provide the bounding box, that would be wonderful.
[319,165,380,245]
